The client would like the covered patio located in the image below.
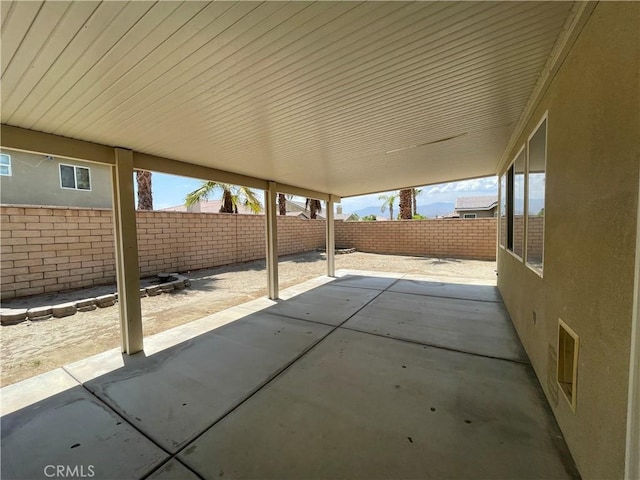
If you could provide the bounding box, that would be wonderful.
[1,270,578,479]
[1,1,639,478]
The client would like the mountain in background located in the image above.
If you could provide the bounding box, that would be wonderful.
[352,202,455,219]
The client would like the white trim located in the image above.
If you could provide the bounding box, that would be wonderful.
[59,163,92,191]
[625,166,640,480]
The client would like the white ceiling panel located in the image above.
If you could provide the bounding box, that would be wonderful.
[1,1,576,197]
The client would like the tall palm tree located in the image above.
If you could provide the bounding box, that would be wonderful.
[305,198,322,219]
[278,193,287,215]
[379,192,398,220]
[399,189,413,219]
[412,188,422,216]
[185,181,262,213]
[136,170,153,210]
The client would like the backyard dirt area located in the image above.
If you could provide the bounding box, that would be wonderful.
[0,252,496,387]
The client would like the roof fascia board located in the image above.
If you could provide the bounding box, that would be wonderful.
[0,124,115,165]
[496,1,597,174]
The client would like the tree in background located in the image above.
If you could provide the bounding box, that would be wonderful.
[399,189,413,219]
[361,214,376,221]
[136,171,153,210]
[185,181,262,213]
[305,198,322,219]
[278,193,287,215]
[378,192,398,220]
[412,188,422,217]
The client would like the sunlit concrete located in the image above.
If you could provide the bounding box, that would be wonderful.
[0,270,577,479]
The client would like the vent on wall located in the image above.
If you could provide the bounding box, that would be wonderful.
[557,319,579,411]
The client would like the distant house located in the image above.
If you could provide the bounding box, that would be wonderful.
[163,198,335,219]
[0,149,112,208]
[444,195,498,219]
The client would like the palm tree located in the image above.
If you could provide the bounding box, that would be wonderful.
[412,188,422,217]
[379,192,398,220]
[278,193,287,215]
[399,189,413,219]
[136,170,153,210]
[305,198,322,219]
[185,181,262,214]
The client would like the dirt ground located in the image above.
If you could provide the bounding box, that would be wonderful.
[0,252,496,387]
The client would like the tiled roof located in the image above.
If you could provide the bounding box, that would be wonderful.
[161,200,260,215]
[455,195,498,211]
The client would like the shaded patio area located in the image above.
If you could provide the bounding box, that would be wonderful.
[1,270,578,480]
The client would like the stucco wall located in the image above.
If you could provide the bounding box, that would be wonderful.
[497,3,639,478]
[0,150,112,209]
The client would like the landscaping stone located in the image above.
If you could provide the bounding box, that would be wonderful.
[157,273,172,280]
[95,294,117,308]
[52,303,77,318]
[160,283,175,293]
[28,306,53,321]
[0,308,28,325]
[170,280,186,290]
[140,289,147,298]
[146,286,163,297]
[76,299,97,312]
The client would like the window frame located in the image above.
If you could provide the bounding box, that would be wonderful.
[59,163,92,191]
[0,153,12,176]
[462,213,477,219]
[525,113,548,277]
[499,173,506,249]
[505,145,525,262]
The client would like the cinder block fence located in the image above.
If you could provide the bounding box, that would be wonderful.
[1,205,496,300]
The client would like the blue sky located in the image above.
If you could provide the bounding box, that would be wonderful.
[144,173,498,214]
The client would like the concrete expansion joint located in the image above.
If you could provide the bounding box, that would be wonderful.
[0,273,192,326]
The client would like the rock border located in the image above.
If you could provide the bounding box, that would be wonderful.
[0,273,191,326]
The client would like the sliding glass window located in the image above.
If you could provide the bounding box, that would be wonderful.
[527,118,547,274]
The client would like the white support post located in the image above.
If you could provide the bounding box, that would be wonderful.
[112,148,143,354]
[326,196,336,277]
[265,182,279,299]
[625,169,640,480]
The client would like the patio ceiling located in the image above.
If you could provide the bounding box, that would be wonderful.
[1,1,578,197]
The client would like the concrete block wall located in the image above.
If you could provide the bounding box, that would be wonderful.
[0,205,327,300]
[335,218,496,260]
[1,206,115,299]
[1,205,496,300]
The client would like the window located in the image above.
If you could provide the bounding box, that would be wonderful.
[60,164,91,190]
[499,174,506,247]
[504,148,525,257]
[527,117,547,274]
[463,213,476,219]
[0,153,11,176]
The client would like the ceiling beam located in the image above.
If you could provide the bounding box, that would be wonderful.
[0,124,337,202]
[0,124,115,165]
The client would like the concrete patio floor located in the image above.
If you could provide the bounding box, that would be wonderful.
[1,270,579,480]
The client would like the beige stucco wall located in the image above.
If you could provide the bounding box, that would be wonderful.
[497,3,639,479]
[0,150,112,209]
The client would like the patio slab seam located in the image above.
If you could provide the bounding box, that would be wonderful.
[339,325,531,365]
[161,275,407,472]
